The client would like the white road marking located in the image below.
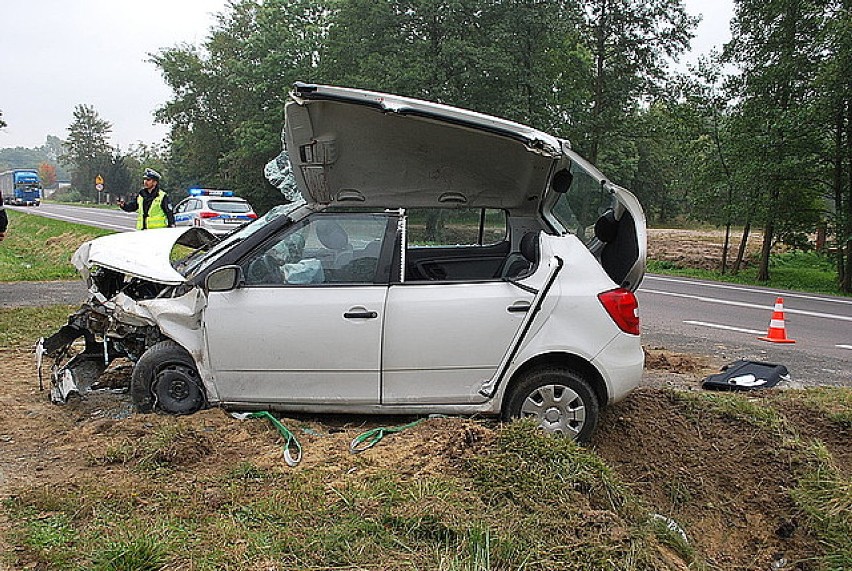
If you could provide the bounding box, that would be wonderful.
[837,345,852,351]
[645,274,852,306]
[683,320,765,335]
[643,289,852,322]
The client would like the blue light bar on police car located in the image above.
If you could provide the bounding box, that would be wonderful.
[188,188,235,197]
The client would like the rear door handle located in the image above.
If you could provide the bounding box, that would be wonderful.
[507,302,531,313]
[344,311,378,319]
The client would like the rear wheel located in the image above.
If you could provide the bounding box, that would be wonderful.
[131,340,206,415]
[502,367,599,442]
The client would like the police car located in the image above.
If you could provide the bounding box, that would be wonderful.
[173,189,257,235]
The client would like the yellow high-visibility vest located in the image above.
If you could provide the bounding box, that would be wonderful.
[136,192,167,230]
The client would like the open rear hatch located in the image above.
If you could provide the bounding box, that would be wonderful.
[284,83,645,291]
[284,82,563,216]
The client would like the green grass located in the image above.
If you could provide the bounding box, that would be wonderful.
[782,387,852,428]
[1,421,686,570]
[0,210,112,281]
[0,305,76,350]
[669,390,789,434]
[666,388,852,568]
[789,441,852,569]
[647,250,848,297]
[90,535,168,571]
[1,217,849,568]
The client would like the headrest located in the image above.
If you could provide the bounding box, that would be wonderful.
[594,209,619,243]
[520,232,539,263]
[316,220,349,250]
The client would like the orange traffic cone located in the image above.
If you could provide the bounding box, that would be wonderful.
[758,297,796,343]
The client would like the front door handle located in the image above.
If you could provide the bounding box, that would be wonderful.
[507,302,531,313]
[344,311,378,319]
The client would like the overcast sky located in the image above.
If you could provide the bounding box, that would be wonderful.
[0,0,734,151]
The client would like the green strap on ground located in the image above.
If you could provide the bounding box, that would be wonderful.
[247,411,302,467]
[349,418,429,453]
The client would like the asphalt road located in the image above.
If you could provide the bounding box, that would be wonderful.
[639,275,852,386]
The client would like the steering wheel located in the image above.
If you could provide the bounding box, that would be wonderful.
[246,254,283,284]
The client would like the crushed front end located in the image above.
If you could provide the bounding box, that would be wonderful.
[38,227,216,404]
[39,268,181,403]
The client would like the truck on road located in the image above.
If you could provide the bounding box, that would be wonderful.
[0,169,42,206]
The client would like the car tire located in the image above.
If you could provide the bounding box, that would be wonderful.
[502,367,599,442]
[131,340,206,415]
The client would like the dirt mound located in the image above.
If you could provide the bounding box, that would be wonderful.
[1,350,848,569]
[593,388,844,568]
[644,346,713,374]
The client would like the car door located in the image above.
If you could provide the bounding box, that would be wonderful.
[203,212,396,406]
[381,212,535,405]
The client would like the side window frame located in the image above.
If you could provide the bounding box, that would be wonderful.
[405,207,507,248]
[239,211,399,287]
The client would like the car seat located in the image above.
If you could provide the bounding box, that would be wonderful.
[595,208,638,287]
[315,220,354,269]
[497,231,539,278]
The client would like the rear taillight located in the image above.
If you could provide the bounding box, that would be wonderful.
[199,211,218,219]
[598,288,639,335]
[247,213,258,219]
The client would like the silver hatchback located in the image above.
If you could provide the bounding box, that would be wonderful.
[40,84,646,442]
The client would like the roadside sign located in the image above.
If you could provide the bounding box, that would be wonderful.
[95,175,104,185]
[95,183,104,191]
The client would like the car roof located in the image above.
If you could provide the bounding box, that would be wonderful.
[181,195,249,204]
[199,195,248,202]
[284,83,568,216]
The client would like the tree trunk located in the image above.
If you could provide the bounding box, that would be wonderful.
[709,98,735,274]
[590,4,607,164]
[733,221,751,275]
[758,194,777,282]
[424,210,444,243]
[844,98,852,292]
[758,223,774,281]
[833,106,845,284]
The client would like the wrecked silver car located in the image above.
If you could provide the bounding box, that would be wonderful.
[40,83,646,441]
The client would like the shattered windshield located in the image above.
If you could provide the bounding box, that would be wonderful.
[180,139,309,280]
[180,202,306,279]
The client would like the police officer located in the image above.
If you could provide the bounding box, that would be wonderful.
[0,192,8,241]
[119,168,175,230]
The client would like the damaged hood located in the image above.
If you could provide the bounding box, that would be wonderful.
[72,227,216,285]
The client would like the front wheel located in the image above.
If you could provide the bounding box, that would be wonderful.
[502,367,599,442]
[131,340,206,415]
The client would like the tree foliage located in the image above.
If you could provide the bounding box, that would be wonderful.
[2,0,847,290]
[152,0,697,217]
[0,139,69,180]
[721,0,849,286]
[38,163,57,188]
[580,0,698,166]
[61,104,114,201]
